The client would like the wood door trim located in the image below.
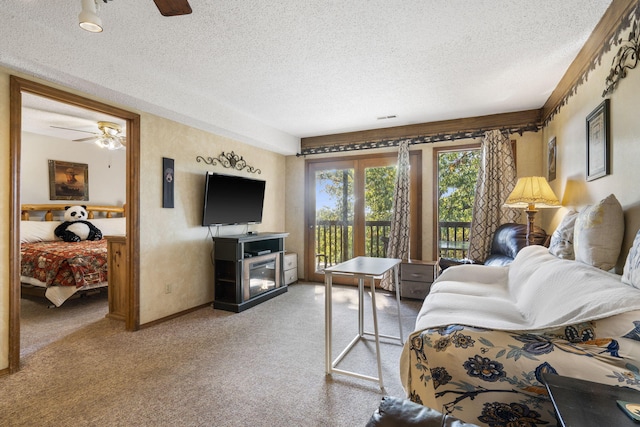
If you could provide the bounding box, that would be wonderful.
[8,76,141,373]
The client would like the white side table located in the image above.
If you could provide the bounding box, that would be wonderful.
[324,256,404,390]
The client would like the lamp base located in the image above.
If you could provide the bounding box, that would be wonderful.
[524,209,538,246]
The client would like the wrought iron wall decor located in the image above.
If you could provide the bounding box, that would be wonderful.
[603,11,640,96]
[196,151,261,174]
[297,124,539,156]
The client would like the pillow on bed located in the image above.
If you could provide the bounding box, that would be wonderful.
[20,221,61,243]
[548,209,578,260]
[622,229,640,288]
[573,194,624,271]
[89,217,126,236]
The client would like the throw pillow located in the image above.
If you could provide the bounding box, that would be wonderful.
[623,229,640,288]
[574,194,624,271]
[548,210,578,259]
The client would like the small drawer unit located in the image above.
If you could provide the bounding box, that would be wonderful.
[400,260,437,300]
[284,252,298,285]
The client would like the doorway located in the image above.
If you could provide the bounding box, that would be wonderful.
[9,76,141,373]
[305,152,421,283]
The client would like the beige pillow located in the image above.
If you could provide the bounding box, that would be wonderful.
[574,194,624,271]
[548,210,578,259]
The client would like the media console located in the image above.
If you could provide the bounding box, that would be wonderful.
[212,232,289,312]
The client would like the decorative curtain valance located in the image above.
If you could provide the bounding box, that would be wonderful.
[297,124,539,157]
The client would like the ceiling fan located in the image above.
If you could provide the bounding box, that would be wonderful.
[81,0,191,33]
[151,0,192,17]
[51,121,126,150]
[100,0,192,16]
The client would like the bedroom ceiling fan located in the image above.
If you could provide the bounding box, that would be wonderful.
[51,121,126,150]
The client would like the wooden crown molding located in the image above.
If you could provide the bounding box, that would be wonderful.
[543,0,638,123]
[300,109,541,155]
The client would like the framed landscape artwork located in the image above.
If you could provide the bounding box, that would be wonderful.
[48,159,89,201]
[586,99,610,181]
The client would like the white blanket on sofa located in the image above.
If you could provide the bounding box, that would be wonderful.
[414,245,640,331]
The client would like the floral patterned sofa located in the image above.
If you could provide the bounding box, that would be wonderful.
[401,195,640,427]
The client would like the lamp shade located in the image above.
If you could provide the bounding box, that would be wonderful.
[504,176,560,209]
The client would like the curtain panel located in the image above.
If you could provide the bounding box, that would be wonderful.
[467,130,519,263]
[381,140,411,291]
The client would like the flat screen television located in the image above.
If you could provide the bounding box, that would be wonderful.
[202,172,266,226]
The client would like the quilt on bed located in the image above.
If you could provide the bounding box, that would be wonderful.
[21,240,108,288]
[400,246,640,426]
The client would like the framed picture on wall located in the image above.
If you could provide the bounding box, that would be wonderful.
[48,159,89,201]
[586,99,610,181]
[548,137,557,182]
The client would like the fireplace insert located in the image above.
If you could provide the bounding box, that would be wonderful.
[243,253,280,300]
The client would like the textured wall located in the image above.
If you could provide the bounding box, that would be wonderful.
[0,70,10,369]
[138,114,286,324]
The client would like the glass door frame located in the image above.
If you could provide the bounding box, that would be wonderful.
[305,151,422,283]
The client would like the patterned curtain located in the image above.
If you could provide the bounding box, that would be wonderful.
[381,140,411,291]
[467,130,519,263]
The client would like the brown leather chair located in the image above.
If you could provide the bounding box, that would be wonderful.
[439,223,547,271]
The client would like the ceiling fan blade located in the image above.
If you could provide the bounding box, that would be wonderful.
[74,136,98,142]
[153,0,192,16]
[50,125,97,135]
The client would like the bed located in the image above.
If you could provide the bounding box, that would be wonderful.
[400,195,640,426]
[20,204,126,307]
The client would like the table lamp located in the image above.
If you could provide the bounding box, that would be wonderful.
[504,176,560,245]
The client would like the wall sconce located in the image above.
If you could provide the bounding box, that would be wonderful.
[504,176,561,245]
[79,0,103,33]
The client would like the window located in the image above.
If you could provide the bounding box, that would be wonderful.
[434,145,480,260]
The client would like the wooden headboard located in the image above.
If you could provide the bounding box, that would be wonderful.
[21,204,126,221]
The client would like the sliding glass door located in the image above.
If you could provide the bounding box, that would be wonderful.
[306,152,421,283]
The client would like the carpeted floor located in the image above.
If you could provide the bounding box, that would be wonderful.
[5,283,422,426]
[20,290,109,358]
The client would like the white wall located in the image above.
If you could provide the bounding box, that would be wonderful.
[21,131,126,211]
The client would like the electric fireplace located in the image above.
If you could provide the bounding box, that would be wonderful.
[212,232,289,312]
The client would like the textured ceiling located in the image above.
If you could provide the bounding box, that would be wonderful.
[0,1,613,155]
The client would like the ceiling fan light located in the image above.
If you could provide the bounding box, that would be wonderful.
[95,137,108,148]
[79,0,103,33]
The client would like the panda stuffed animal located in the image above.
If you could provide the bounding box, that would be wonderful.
[54,205,103,242]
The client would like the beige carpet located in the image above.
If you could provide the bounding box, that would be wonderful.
[4,283,422,426]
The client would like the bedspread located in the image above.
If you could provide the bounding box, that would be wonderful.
[402,311,640,426]
[21,240,108,288]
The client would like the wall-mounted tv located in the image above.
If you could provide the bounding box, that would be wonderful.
[202,172,266,226]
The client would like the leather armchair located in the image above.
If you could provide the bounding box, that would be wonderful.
[366,396,479,427]
[439,223,547,271]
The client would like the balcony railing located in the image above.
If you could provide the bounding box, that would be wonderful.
[439,221,471,260]
[314,220,391,270]
[314,219,472,270]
